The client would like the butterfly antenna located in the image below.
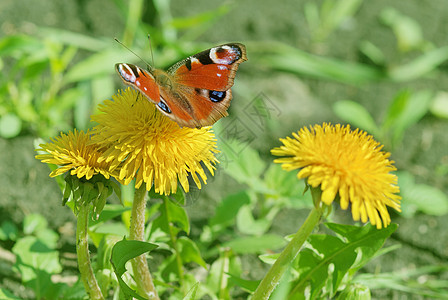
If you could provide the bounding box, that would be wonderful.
[147,34,155,67]
[114,37,153,69]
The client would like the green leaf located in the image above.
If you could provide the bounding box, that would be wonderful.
[73,81,91,131]
[110,239,158,300]
[337,284,371,300]
[383,90,410,128]
[380,8,424,52]
[327,223,398,267]
[333,101,379,135]
[430,91,448,119]
[290,223,397,298]
[0,221,18,241]
[384,90,433,144]
[228,274,260,293]
[39,27,109,51]
[170,5,230,29]
[259,253,280,265]
[253,41,384,85]
[23,214,47,235]
[0,113,22,138]
[170,185,186,206]
[209,191,251,228]
[220,140,267,189]
[236,205,271,235]
[206,251,242,297]
[354,265,448,298]
[178,237,207,268]
[12,236,62,282]
[306,0,363,42]
[0,288,22,300]
[91,222,128,236]
[59,279,87,299]
[164,197,190,235]
[388,46,448,81]
[222,234,286,254]
[111,239,158,277]
[358,41,385,66]
[0,35,43,56]
[264,163,312,208]
[183,282,200,300]
[159,255,178,282]
[63,48,135,84]
[89,204,131,227]
[97,235,121,270]
[398,171,448,217]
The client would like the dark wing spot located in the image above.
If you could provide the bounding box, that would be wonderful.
[196,50,214,65]
[209,90,226,102]
[127,64,140,75]
[229,45,242,60]
[185,58,192,71]
[157,98,172,113]
[215,47,227,55]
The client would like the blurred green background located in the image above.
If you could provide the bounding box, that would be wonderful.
[1,0,448,298]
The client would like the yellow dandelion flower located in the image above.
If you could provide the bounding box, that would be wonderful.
[35,129,116,180]
[90,88,219,195]
[271,123,401,229]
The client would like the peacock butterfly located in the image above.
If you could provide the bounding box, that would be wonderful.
[115,43,247,128]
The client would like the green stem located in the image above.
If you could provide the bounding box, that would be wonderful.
[129,186,159,300]
[76,203,104,300]
[123,0,143,45]
[218,249,231,299]
[252,191,323,300]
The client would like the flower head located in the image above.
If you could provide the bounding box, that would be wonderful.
[271,123,401,229]
[90,88,219,195]
[35,129,116,180]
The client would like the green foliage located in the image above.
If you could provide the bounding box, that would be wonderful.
[0,288,22,300]
[288,223,397,299]
[5,214,86,299]
[398,171,448,217]
[4,0,448,299]
[354,265,448,298]
[334,89,433,149]
[380,8,429,52]
[110,239,158,300]
[255,41,384,85]
[305,0,364,43]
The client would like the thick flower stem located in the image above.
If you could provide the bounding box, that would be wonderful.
[252,198,323,300]
[129,186,159,300]
[76,203,104,300]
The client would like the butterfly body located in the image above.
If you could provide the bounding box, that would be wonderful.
[116,43,247,128]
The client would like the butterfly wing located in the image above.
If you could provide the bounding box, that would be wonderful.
[169,43,247,91]
[115,63,161,106]
[158,85,233,128]
[115,63,215,128]
[115,43,247,128]
[164,43,247,127]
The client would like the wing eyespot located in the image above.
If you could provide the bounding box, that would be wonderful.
[209,90,226,103]
[157,98,172,114]
[117,63,138,83]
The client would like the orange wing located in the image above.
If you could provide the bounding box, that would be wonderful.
[170,43,247,91]
[115,43,247,128]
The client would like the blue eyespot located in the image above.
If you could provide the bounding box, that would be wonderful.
[209,90,226,102]
[158,99,172,113]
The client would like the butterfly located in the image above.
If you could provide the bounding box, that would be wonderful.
[115,43,247,128]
